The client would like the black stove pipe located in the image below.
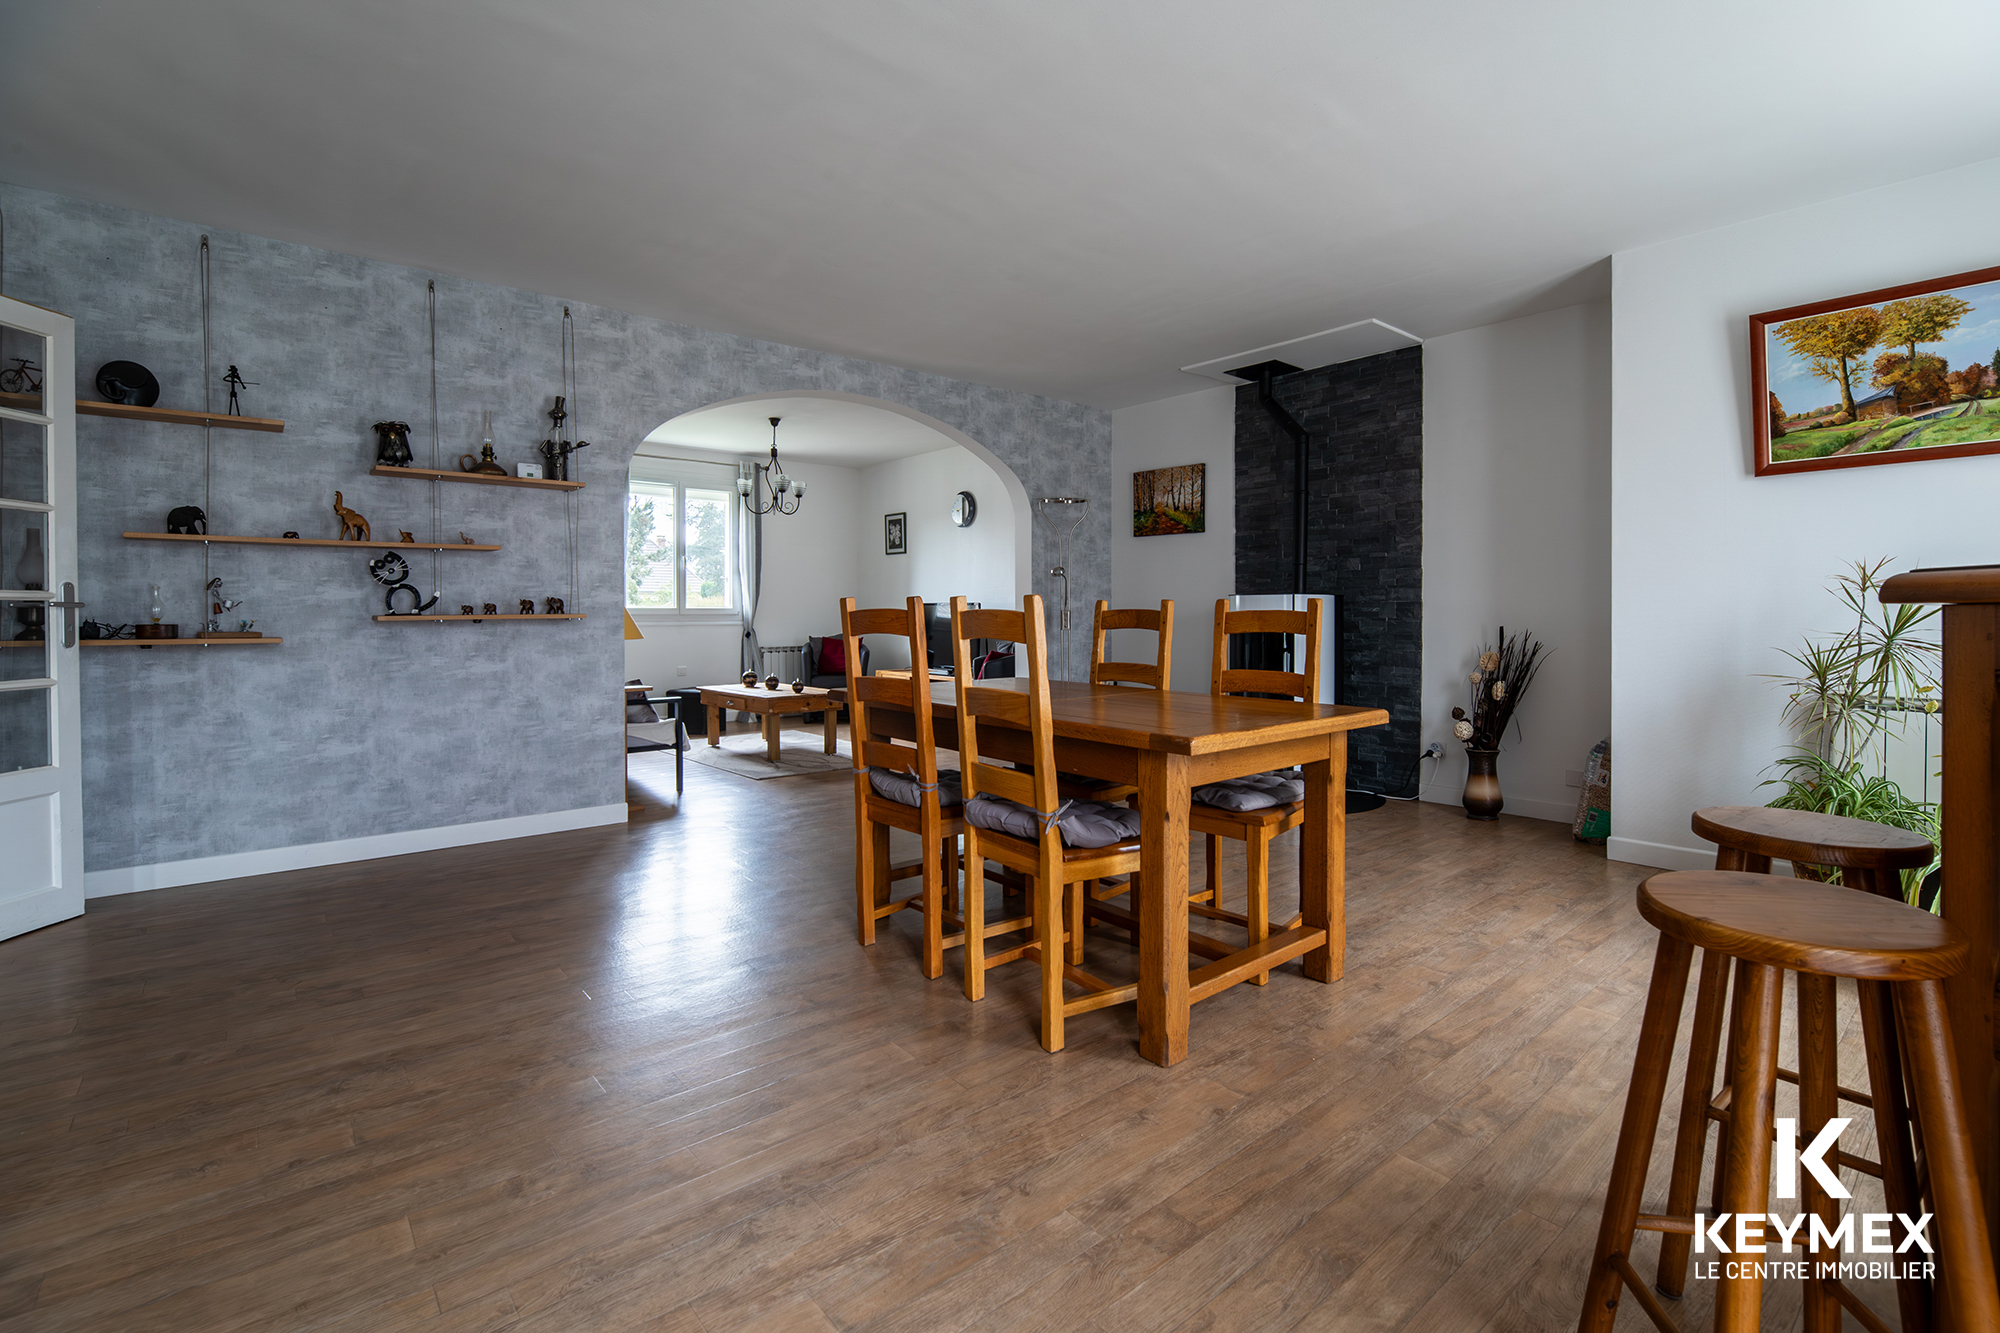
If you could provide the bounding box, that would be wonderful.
[1232,360,1310,595]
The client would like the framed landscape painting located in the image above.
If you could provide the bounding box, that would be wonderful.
[1133,463,1205,536]
[1752,263,2000,476]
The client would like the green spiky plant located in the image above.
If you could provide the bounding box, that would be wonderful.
[1762,558,1941,907]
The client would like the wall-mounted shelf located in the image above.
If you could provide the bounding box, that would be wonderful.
[84,638,284,648]
[0,391,288,432]
[369,465,584,491]
[373,614,587,623]
[123,532,501,552]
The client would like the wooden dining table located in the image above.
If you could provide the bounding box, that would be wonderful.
[859,678,1389,1066]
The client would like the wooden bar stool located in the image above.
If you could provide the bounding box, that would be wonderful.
[1580,870,1997,1333]
[1654,806,1936,1306]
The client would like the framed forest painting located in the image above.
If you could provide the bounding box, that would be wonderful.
[1133,463,1204,536]
[1753,263,2000,476]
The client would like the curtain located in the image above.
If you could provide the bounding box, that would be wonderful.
[738,498,761,677]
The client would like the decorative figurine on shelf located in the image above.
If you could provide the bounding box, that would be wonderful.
[764,673,780,691]
[222,365,255,417]
[369,550,437,616]
[459,605,474,616]
[545,596,564,615]
[333,491,370,542]
[537,395,591,482]
[519,598,535,615]
[790,679,805,693]
[95,361,159,407]
[399,531,416,543]
[458,445,508,476]
[166,506,206,535]
[740,671,757,687]
[458,532,473,545]
[368,552,408,585]
[149,584,164,624]
[204,576,243,633]
[282,531,299,540]
[482,603,497,616]
[373,421,413,468]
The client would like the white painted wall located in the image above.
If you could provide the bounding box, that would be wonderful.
[1610,154,2000,870]
[856,447,1018,671]
[1421,301,1612,824]
[1108,386,1236,691]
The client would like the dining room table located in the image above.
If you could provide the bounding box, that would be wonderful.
[856,677,1389,1066]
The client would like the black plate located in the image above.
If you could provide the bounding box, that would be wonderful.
[95,360,160,407]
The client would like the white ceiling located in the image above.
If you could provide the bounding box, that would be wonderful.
[642,395,955,469]
[5,2,1999,409]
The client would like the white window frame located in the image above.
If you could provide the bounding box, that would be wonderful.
[625,457,741,626]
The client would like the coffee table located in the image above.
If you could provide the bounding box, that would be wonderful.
[698,683,839,764]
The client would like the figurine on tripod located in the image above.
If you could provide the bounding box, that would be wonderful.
[223,365,256,416]
[204,576,244,634]
[537,395,590,482]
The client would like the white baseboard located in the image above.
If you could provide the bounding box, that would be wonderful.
[1417,783,1574,826]
[1605,836,1714,872]
[84,803,630,899]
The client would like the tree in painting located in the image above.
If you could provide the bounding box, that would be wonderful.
[1133,463,1205,536]
[1773,306,1881,423]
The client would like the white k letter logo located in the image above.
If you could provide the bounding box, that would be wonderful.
[1799,1119,1850,1200]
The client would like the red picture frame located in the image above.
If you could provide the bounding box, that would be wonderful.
[1752,262,2000,476]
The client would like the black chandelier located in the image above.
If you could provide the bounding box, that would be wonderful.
[737,416,806,516]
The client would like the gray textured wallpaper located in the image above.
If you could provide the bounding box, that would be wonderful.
[0,184,1110,872]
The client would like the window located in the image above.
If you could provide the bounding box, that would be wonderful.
[626,467,736,617]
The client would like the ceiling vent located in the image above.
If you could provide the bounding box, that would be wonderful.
[1180,318,1420,384]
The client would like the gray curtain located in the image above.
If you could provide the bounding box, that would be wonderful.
[738,497,761,676]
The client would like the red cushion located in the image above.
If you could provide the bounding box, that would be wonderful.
[819,636,848,675]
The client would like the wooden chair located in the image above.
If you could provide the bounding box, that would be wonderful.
[1065,599,1175,809]
[842,595,964,980]
[1188,596,1322,984]
[951,594,1143,1050]
[1581,870,1998,1332]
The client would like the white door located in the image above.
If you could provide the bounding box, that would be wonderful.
[0,295,83,942]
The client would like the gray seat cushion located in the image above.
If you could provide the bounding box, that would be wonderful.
[964,794,1142,849]
[624,680,659,723]
[868,766,962,809]
[1192,771,1303,812]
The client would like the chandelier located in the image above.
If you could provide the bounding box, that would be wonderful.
[738,416,806,516]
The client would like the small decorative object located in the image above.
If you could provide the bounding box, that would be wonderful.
[516,463,543,480]
[764,673,780,691]
[459,605,474,616]
[205,576,243,634]
[222,365,256,416]
[741,671,757,688]
[1451,628,1549,821]
[373,420,414,468]
[95,360,159,407]
[519,598,535,615]
[790,679,805,694]
[1134,463,1205,536]
[368,552,409,586]
[538,393,592,482]
[333,491,370,542]
[545,596,565,615]
[458,532,473,544]
[482,602,497,616]
[0,357,43,395]
[370,551,437,615]
[282,531,300,539]
[399,531,416,543]
[951,490,977,528]
[884,511,907,555]
[148,583,164,624]
[458,444,507,476]
[80,621,133,640]
[165,505,206,535]
[383,582,439,615]
[1753,263,2000,476]
[134,623,178,640]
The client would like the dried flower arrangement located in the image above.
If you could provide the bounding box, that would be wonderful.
[1451,627,1548,750]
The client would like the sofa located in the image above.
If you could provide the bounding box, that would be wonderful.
[804,635,868,689]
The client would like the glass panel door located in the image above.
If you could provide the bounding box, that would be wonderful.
[0,295,81,942]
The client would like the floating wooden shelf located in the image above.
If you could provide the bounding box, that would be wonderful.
[85,638,283,648]
[0,393,282,432]
[373,614,587,623]
[370,465,584,491]
[123,532,501,552]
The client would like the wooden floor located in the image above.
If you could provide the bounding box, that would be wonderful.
[0,736,1908,1332]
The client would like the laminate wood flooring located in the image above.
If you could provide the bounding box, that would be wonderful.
[0,748,1907,1331]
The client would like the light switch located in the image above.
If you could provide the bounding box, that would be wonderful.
[676,664,688,677]
[1565,769,1584,788]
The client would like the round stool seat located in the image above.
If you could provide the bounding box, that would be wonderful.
[1639,870,1966,980]
[1692,804,1933,869]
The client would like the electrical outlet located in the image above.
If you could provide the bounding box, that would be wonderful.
[676,664,688,677]
[1422,742,1445,760]
[1565,769,1585,788]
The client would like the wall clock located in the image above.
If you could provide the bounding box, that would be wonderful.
[951,490,977,528]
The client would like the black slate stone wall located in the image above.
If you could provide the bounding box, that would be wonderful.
[1234,346,1422,792]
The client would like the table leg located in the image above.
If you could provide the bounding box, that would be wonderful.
[824,706,837,755]
[765,712,780,763]
[1301,733,1347,983]
[707,703,722,746]
[1137,749,1191,1067]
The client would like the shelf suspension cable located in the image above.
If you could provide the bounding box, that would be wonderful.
[428,280,440,603]
[199,236,211,617]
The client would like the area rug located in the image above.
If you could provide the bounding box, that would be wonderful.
[685,727,853,779]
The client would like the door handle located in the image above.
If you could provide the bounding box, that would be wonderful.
[47,582,85,648]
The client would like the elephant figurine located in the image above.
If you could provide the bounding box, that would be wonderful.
[544,596,565,615]
[459,605,474,616]
[518,598,535,615]
[165,505,206,535]
[482,603,497,616]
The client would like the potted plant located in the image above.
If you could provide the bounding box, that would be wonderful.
[1763,558,1942,907]
[1451,627,1548,820]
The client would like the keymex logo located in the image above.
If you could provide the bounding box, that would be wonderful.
[1689,1118,1935,1284]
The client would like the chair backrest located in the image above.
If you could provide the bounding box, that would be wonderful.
[1210,597,1322,705]
[1089,599,1174,689]
[839,596,939,787]
[950,594,1056,821]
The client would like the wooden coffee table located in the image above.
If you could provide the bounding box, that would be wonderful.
[698,683,839,764]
